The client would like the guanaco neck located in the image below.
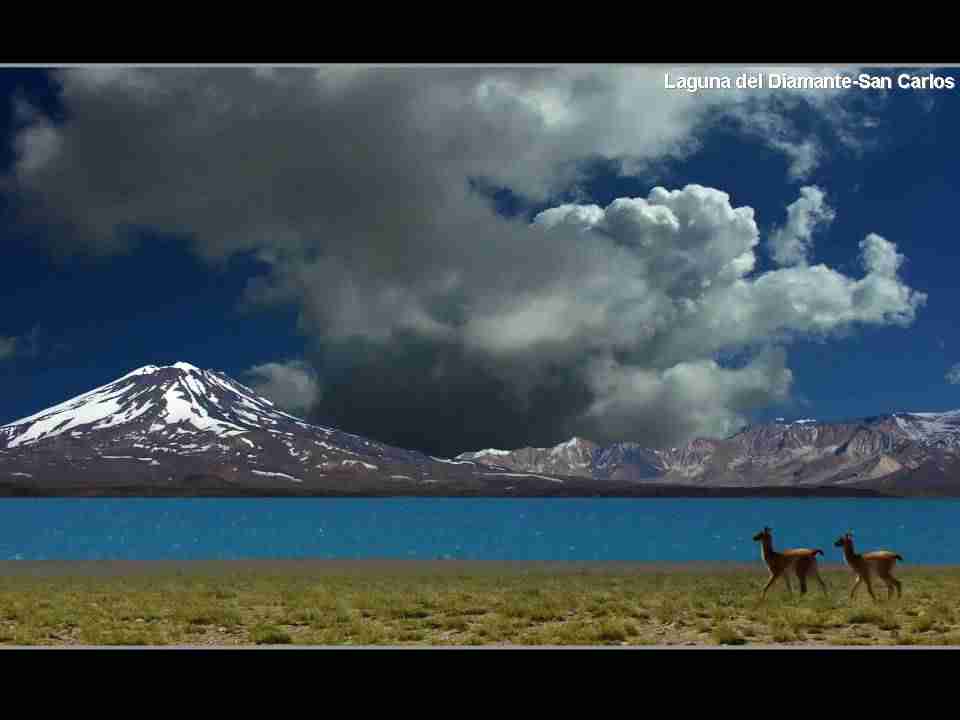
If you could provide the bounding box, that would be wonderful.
[842,539,860,567]
[760,536,778,567]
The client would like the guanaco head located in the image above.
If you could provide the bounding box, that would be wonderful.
[752,526,771,542]
[833,531,853,548]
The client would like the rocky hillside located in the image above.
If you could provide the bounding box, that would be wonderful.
[456,413,960,496]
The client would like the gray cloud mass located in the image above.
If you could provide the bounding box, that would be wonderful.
[245,359,322,414]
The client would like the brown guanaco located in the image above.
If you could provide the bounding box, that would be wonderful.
[834,531,903,602]
[752,526,827,600]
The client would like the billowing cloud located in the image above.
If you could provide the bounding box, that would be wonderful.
[15,121,61,175]
[245,359,321,414]
[859,232,905,277]
[468,187,924,443]
[581,346,794,446]
[768,186,836,266]
[721,68,883,181]
[947,363,960,385]
[727,105,823,181]
[261,184,923,451]
[6,66,875,259]
[11,97,63,176]
[1,66,923,455]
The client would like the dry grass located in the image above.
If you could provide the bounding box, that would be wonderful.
[0,562,958,646]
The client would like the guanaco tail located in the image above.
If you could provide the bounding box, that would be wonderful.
[752,526,828,600]
[834,531,903,602]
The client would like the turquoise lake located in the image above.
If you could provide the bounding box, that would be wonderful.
[0,498,956,563]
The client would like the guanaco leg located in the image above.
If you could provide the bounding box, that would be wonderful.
[761,572,781,600]
[811,565,829,595]
[879,572,902,600]
[799,559,828,595]
[795,566,808,594]
[762,567,793,599]
[851,574,877,602]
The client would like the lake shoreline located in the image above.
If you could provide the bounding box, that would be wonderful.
[1,559,958,577]
[0,485,910,498]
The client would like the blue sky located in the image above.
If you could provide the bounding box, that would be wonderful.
[1,67,958,455]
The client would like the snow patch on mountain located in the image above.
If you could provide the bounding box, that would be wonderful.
[893,411,960,448]
[430,456,475,465]
[0,382,133,447]
[341,460,378,471]
[251,469,302,483]
[482,472,564,483]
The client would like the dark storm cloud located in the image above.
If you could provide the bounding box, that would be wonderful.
[3,66,926,454]
[308,337,594,458]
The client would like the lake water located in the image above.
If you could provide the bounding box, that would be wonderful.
[0,498,957,564]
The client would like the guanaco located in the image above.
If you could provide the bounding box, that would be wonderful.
[834,531,903,602]
[752,526,827,600]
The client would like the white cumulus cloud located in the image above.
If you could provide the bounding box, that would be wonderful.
[768,186,836,267]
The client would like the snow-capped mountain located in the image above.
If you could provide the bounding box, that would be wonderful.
[453,413,960,496]
[0,362,581,495]
[1,362,320,449]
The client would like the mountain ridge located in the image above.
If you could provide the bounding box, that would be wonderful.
[456,411,960,495]
[1,363,957,496]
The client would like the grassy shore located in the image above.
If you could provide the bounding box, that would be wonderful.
[1,560,958,647]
